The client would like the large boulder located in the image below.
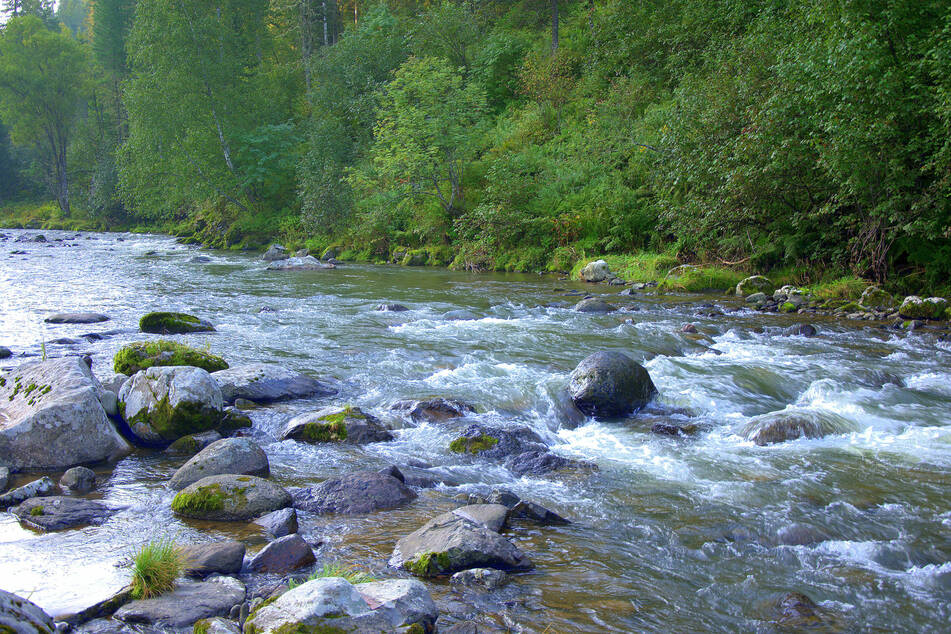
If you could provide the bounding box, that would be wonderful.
[44,312,109,324]
[0,588,55,634]
[113,341,228,375]
[859,286,895,310]
[181,541,246,578]
[211,363,335,404]
[118,366,223,444]
[280,406,393,444]
[139,311,215,334]
[356,580,438,632]
[391,509,533,577]
[169,437,269,490]
[579,259,611,282]
[171,474,291,521]
[247,533,316,573]
[504,450,597,477]
[113,577,245,629]
[0,358,130,471]
[735,275,774,297]
[292,470,417,514]
[12,496,120,531]
[898,296,948,320]
[262,244,289,261]
[567,351,657,417]
[391,397,474,423]
[741,411,856,446]
[266,256,335,271]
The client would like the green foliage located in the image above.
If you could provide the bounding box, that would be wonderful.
[130,538,187,600]
[170,484,225,515]
[449,433,498,454]
[288,562,378,588]
[113,340,229,375]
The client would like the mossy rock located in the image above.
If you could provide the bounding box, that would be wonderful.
[405,550,454,577]
[139,311,215,334]
[401,249,429,267]
[449,434,498,454]
[113,340,228,375]
[171,474,291,521]
[217,407,253,435]
[835,301,862,313]
[281,406,393,444]
[898,296,948,320]
[779,302,797,313]
[118,366,224,444]
[735,275,774,297]
[859,285,894,310]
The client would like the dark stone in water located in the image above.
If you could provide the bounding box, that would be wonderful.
[392,397,475,423]
[45,312,110,324]
[12,496,120,531]
[253,507,298,537]
[776,523,827,546]
[651,422,698,437]
[247,534,315,573]
[568,351,657,418]
[450,424,547,459]
[0,346,11,359]
[376,303,409,312]
[113,577,245,629]
[292,470,417,514]
[60,466,96,493]
[504,450,596,477]
[783,323,817,337]
[774,591,821,626]
[510,500,570,526]
[182,541,246,578]
[680,323,698,334]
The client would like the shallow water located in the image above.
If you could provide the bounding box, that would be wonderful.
[1,229,950,631]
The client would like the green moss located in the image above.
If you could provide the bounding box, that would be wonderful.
[779,301,797,313]
[166,435,201,454]
[449,434,498,454]
[171,483,225,515]
[113,340,228,375]
[217,408,252,434]
[139,312,215,335]
[302,420,347,443]
[404,550,452,577]
[403,624,426,634]
[659,266,745,292]
[193,620,210,634]
[401,249,429,267]
[128,393,221,441]
[836,301,862,313]
[30,505,44,516]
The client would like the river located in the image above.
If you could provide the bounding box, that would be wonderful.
[1,229,949,631]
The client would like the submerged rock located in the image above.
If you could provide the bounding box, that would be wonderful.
[253,507,299,537]
[504,450,596,477]
[60,466,96,493]
[783,324,817,337]
[247,533,316,573]
[573,298,615,313]
[580,259,611,282]
[741,410,856,445]
[736,275,774,297]
[113,576,245,629]
[0,588,55,634]
[567,350,657,417]
[182,541,246,578]
[171,474,291,521]
[280,406,392,444]
[0,357,130,471]
[165,430,222,456]
[139,311,215,334]
[773,591,822,627]
[212,363,335,404]
[392,397,475,423]
[118,366,223,444]
[266,256,334,271]
[169,437,269,490]
[44,312,109,324]
[292,470,417,514]
[12,496,119,531]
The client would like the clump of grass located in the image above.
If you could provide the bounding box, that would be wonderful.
[806,276,869,300]
[289,562,377,588]
[129,538,188,600]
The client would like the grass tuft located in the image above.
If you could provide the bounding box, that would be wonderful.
[288,561,378,589]
[130,538,187,600]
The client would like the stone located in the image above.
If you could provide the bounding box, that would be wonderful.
[112,341,228,375]
[448,424,547,459]
[96,372,128,394]
[248,534,316,573]
[60,466,96,493]
[776,523,827,546]
[165,430,223,456]
[509,500,570,526]
[218,407,252,435]
[253,507,298,537]
[391,397,474,423]
[212,363,335,404]
[169,437,269,490]
[567,350,658,417]
[573,298,615,313]
[0,476,56,508]
[0,466,8,493]
[898,296,948,320]
[735,275,774,297]
[376,303,409,312]
[680,323,698,334]
[504,450,596,477]
[12,496,119,531]
[741,411,856,446]
[139,311,215,334]
[182,541,246,578]
[744,292,767,304]
[265,256,334,271]
[118,366,223,444]
[58,586,133,628]
[450,568,507,591]
[44,313,110,324]
[486,489,521,509]
[391,510,533,577]
[233,398,258,410]
[651,422,698,437]
[280,406,393,445]
[783,323,817,337]
[292,470,417,514]
[0,588,55,634]
[171,474,291,521]
[262,244,289,261]
[356,579,438,631]
[579,259,611,282]
[189,256,212,263]
[773,592,822,627]
[113,577,245,629]
[0,346,11,359]
[294,249,309,257]
[451,504,508,533]
[0,358,129,471]
[190,617,241,634]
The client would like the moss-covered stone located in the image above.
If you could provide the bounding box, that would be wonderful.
[448,433,498,454]
[217,408,252,435]
[735,275,774,297]
[29,505,44,516]
[302,420,348,443]
[113,340,228,375]
[779,302,797,313]
[401,249,429,267]
[126,394,221,442]
[193,620,210,634]
[171,483,225,515]
[404,550,452,577]
[139,311,215,334]
[898,296,948,320]
[859,285,894,310]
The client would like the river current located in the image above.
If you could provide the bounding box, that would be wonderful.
[1,229,949,631]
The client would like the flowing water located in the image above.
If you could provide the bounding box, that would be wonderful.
[1,229,950,631]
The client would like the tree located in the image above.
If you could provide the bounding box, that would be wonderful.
[2,1,57,27]
[0,16,89,214]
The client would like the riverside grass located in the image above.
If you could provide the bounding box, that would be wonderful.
[130,538,189,600]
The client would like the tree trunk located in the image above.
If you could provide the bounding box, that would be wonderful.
[301,0,313,93]
[322,1,328,46]
[56,147,70,216]
[551,0,559,53]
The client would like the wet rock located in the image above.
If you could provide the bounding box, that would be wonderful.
[248,534,316,573]
[212,363,336,404]
[218,407,252,436]
[113,577,245,629]
[280,406,393,445]
[12,496,119,531]
[444,309,479,321]
[0,346,11,359]
[510,500,570,526]
[376,303,409,312]
[171,474,291,521]
[182,541,246,578]
[139,311,215,335]
[169,437,269,490]
[0,588,55,633]
[448,424,547,459]
[391,510,533,577]
[783,324,817,337]
[356,579,438,632]
[744,292,767,305]
[450,568,507,591]
[112,340,228,376]
[859,285,895,310]
[741,411,856,445]
[262,244,289,261]
[580,259,611,282]
[0,466,8,493]
[486,489,521,509]
[776,523,827,546]
[567,350,658,417]
[266,256,334,271]
[0,358,129,471]
[190,617,241,634]
[504,450,596,477]
[118,366,223,444]
[392,397,475,423]
[899,295,948,320]
[773,592,822,627]
[48,337,82,345]
[573,298,615,313]
[189,256,212,263]
[0,476,56,508]
[253,507,298,537]
[651,422,698,437]
[44,313,110,324]
[452,504,509,533]
[165,430,223,456]
[58,586,133,628]
[680,323,698,334]
[292,470,417,514]
[96,372,128,394]
[60,466,96,493]
[736,275,774,297]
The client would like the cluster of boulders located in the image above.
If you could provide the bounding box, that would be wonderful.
[262,243,336,270]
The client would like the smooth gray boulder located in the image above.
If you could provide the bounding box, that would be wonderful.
[169,437,269,490]
[0,588,55,633]
[212,363,335,404]
[253,507,298,537]
[171,474,292,521]
[390,510,533,577]
[12,496,119,531]
[0,358,130,471]
[44,312,110,324]
[355,579,438,632]
[118,366,223,444]
[262,244,289,261]
[247,533,315,573]
[0,346,11,359]
[292,471,417,515]
[182,541,246,578]
[580,259,611,282]
[266,256,334,271]
[113,577,245,629]
[567,351,657,417]
[0,476,56,508]
[574,298,615,313]
[280,406,393,445]
[60,466,96,493]
[450,568,507,590]
[452,504,508,533]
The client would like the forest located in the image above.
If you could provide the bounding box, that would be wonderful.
[1,0,950,292]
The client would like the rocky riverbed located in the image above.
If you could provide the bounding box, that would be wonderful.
[1,230,950,632]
